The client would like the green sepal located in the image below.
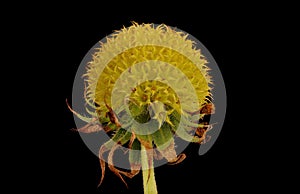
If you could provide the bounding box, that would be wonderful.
[104,128,132,149]
[112,128,127,141]
[152,122,173,150]
[129,103,151,123]
[119,129,132,145]
[168,109,181,131]
[129,139,141,165]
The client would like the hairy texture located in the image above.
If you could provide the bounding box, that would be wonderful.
[68,22,215,192]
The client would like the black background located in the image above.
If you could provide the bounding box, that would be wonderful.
[4,2,296,192]
[15,11,273,193]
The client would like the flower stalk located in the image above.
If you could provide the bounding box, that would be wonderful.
[141,145,158,194]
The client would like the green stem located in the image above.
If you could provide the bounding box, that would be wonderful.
[141,145,158,194]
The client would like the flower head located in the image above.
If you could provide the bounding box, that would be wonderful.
[68,22,215,194]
